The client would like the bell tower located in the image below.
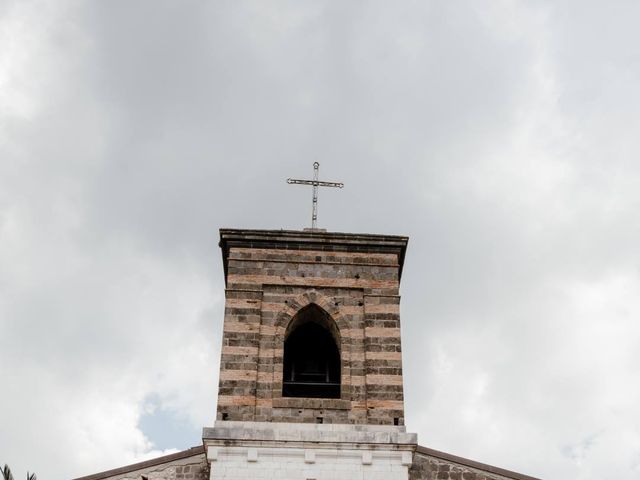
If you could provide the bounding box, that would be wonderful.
[203,228,417,479]
[70,226,539,480]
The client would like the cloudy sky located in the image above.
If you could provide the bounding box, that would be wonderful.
[1,1,640,479]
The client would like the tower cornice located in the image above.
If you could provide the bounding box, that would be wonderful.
[219,228,409,286]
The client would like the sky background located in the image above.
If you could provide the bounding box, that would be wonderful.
[1,1,639,479]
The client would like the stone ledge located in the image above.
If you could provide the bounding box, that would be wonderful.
[203,420,417,446]
[207,445,412,463]
[272,397,351,410]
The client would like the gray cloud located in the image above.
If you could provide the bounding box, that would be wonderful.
[1,1,639,479]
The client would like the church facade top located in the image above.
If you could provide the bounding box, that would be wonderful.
[216,227,409,426]
[72,227,542,480]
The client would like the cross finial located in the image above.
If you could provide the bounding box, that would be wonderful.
[287,162,344,230]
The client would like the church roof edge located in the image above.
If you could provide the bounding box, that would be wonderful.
[416,445,542,480]
[70,443,540,480]
[218,228,409,285]
[71,446,205,480]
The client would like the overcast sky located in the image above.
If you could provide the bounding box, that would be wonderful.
[1,1,639,479]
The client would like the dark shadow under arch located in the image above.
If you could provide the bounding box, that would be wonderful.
[282,304,341,399]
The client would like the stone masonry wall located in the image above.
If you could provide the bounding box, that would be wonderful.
[409,450,534,480]
[216,234,407,427]
[74,449,209,480]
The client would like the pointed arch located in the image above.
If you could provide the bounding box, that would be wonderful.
[284,303,341,347]
[274,289,349,340]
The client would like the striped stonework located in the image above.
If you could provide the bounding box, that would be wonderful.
[216,229,408,426]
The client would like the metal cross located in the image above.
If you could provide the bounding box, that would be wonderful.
[287,162,344,230]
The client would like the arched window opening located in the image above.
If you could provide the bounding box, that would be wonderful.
[282,304,340,399]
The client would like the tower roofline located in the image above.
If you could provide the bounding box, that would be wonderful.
[218,228,409,286]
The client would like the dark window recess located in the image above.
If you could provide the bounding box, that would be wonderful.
[282,307,341,399]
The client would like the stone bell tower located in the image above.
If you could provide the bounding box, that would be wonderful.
[203,228,417,479]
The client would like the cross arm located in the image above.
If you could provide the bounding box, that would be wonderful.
[287,179,344,188]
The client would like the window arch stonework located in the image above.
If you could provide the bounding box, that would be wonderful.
[271,290,352,406]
